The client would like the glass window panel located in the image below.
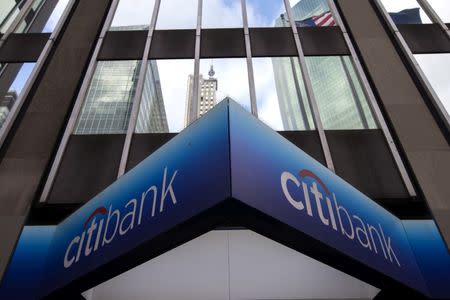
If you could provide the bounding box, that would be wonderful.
[0,62,35,129]
[379,0,432,24]
[288,0,336,27]
[155,0,198,29]
[427,0,450,23]
[305,56,377,130]
[74,60,141,135]
[109,0,155,31]
[246,0,288,28]
[196,58,250,117]
[254,57,315,131]
[135,59,194,133]
[0,0,26,33]
[415,53,450,116]
[202,0,242,28]
[14,0,70,33]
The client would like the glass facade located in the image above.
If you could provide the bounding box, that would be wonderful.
[306,56,376,130]
[257,56,314,131]
[288,0,336,27]
[246,0,288,28]
[155,0,197,29]
[14,0,70,33]
[0,0,25,33]
[109,0,155,31]
[202,0,242,28]
[0,63,35,129]
[74,60,141,135]
[135,60,194,133]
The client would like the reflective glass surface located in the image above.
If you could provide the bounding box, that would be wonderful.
[196,58,250,119]
[427,0,450,23]
[155,0,198,29]
[380,0,432,24]
[0,0,25,33]
[0,63,35,129]
[415,53,450,116]
[254,57,314,131]
[305,56,376,130]
[202,0,242,28]
[135,59,194,133]
[110,0,155,31]
[74,60,141,135]
[246,0,288,28]
[288,0,336,27]
[14,0,70,33]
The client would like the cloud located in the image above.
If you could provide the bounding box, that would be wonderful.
[415,53,450,114]
[111,0,155,28]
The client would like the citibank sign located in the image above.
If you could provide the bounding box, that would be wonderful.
[64,167,178,269]
[281,169,400,267]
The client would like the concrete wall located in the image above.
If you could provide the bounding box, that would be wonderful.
[337,0,450,249]
[0,0,112,281]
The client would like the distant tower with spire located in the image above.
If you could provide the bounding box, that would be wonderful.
[185,63,218,126]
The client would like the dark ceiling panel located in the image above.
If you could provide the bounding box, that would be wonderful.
[200,28,246,58]
[149,29,196,59]
[0,33,49,62]
[298,26,349,56]
[98,30,147,60]
[398,24,450,53]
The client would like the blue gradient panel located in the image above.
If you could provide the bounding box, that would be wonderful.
[403,220,450,299]
[0,226,56,300]
[41,101,231,297]
[3,100,450,299]
[228,101,429,295]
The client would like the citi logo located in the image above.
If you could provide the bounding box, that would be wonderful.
[281,169,400,267]
[63,167,178,269]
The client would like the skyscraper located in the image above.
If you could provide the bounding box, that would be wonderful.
[0,90,17,128]
[74,27,168,134]
[185,65,218,126]
[273,0,376,130]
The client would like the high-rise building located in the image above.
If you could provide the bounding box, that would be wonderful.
[273,0,376,131]
[185,65,218,125]
[0,90,17,127]
[0,0,449,299]
[74,43,168,134]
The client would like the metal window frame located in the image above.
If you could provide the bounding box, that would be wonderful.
[0,0,77,148]
[283,0,335,171]
[117,0,161,177]
[39,0,425,203]
[39,0,123,202]
[240,0,257,117]
[327,0,416,197]
[374,0,450,189]
[416,0,450,39]
[0,0,35,47]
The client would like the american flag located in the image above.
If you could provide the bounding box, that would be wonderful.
[295,11,336,27]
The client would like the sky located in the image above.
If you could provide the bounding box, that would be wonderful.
[415,54,450,115]
[9,63,35,95]
[42,0,70,32]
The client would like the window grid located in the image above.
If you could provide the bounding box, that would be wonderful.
[39,0,419,203]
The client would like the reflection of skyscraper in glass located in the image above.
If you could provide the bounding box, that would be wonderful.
[75,26,168,134]
[136,60,169,133]
[185,65,218,126]
[0,91,17,128]
[75,59,168,134]
[273,0,376,130]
